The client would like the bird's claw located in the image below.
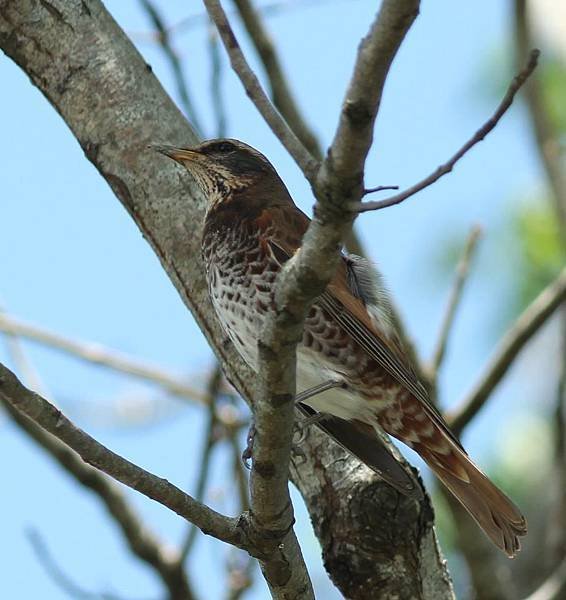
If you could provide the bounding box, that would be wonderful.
[241,421,256,469]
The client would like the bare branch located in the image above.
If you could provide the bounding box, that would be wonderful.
[0,338,196,599]
[26,528,132,600]
[225,425,254,600]
[4,399,197,599]
[429,226,482,377]
[0,314,206,404]
[1,324,50,400]
[208,25,228,138]
[450,267,566,434]
[245,288,315,598]
[227,0,423,371]
[364,184,399,194]
[181,365,223,562]
[354,49,540,214]
[233,5,422,598]
[203,0,318,179]
[231,0,321,158]
[138,0,203,135]
[315,0,419,209]
[0,362,246,550]
[132,0,351,42]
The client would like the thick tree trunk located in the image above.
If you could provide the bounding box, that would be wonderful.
[0,1,454,597]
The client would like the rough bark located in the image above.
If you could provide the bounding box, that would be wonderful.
[0,1,454,597]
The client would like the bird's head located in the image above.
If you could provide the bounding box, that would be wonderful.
[153,138,281,205]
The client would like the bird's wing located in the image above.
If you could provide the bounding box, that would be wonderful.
[322,265,465,452]
[297,403,422,499]
[256,204,465,454]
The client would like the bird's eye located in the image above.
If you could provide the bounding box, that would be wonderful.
[213,142,234,153]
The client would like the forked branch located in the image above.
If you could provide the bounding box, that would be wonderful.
[354,49,540,213]
[0,362,244,549]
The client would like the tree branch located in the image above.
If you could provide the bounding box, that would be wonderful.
[450,267,566,434]
[228,0,422,368]
[353,49,540,214]
[203,0,319,179]
[26,528,129,600]
[138,0,203,135]
[429,225,482,378]
[315,0,419,209]
[0,362,245,550]
[242,4,422,590]
[231,0,321,158]
[180,365,223,562]
[207,24,228,138]
[0,313,206,404]
[0,337,196,600]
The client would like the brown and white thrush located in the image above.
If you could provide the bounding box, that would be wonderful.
[154,138,527,557]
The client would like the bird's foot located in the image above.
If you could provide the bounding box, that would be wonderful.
[293,411,327,446]
[241,420,256,469]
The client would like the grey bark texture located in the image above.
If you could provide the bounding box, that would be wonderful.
[0,1,455,598]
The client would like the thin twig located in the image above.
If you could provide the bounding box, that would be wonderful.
[225,422,253,600]
[203,0,319,180]
[1,333,50,399]
[208,24,228,138]
[364,185,399,194]
[449,267,566,435]
[231,0,321,158]
[429,226,482,377]
[132,0,355,42]
[181,365,223,562]
[26,528,132,600]
[226,552,255,600]
[0,313,207,404]
[138,0,204,135]
[354,49,540,214]
[0,362,246,550]
[313,0,419,216]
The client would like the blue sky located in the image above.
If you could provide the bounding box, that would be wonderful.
[0,1,555,598]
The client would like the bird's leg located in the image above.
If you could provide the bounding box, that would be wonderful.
[295,379,346,405]
[243,380,347,467]
[293,380,348,448]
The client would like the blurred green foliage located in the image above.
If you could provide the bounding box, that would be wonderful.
[540,58,566,135]
[511,199,563,311]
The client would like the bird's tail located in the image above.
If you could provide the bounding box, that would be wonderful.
[379,393,527,556]
[413,437,527,557]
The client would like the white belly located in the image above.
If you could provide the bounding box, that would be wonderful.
[296,347,376,424]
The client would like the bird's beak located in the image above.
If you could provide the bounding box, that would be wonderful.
[150,144,201,164]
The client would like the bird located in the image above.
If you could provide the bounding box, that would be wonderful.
[154,138,527,557]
